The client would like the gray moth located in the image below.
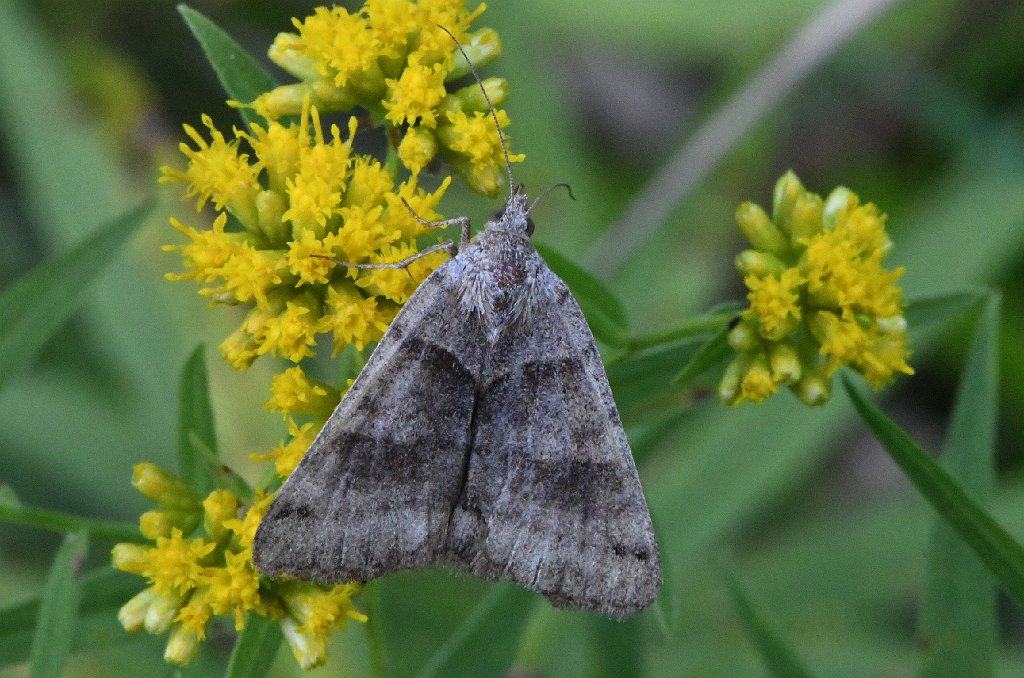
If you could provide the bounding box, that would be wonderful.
[252,184,662,619]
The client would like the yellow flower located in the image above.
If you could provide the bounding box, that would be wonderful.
[137,528,216,598]
[439,108,525,197]
[398,125,439,174]
[320,280,397,352]
[252,418,321,479]
[280,583,367,670]
[265,366,339,417]
[256,296,322,362]
[201,550,262,630]
[723,171,913,406]
[163,214,242,284]
[292,7,382,89]
[160,115,260,227]
[383,57,448,128]
[743,268,804,340]
[286,229,336,286]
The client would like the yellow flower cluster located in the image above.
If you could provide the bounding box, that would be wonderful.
[112,464,365,668]
[161,103,451,370]
[721,171,914,406]
[253,0,524,197]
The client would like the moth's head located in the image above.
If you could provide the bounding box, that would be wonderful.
[488,184,535,237]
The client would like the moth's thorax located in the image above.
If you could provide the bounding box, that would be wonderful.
[453,225,550,344]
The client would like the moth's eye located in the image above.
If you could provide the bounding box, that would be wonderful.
[491,206,506,222]
[526,217,535,236]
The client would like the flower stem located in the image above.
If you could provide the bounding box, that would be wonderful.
[364,581,386,678]
[0,503,144,542]
[624,310,737,353]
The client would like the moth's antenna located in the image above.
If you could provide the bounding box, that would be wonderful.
[437,24,515,200]
[527,183,575,215]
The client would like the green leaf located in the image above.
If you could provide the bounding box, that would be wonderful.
[178,345,218,496]
[842,374,1024,610]
[29,529,89,678]
[586,615,644,678]
[0,567,143,667]
[920,294,999,677]
[225,613,282,678]
[413,583,537,678]
[0,201,152,393]
[177,4,277,130]
[904,289,987,330]
[536,242,630,347]
[720,563,815,678]
[672,323,733,386]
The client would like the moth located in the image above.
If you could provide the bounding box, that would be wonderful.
[253,33,661,620]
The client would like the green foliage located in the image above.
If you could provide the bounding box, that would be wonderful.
[2,1,1024,677]
[177,4,277,130]
[29,529,89,678]
[0,202,152,392]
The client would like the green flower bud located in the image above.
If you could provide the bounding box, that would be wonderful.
[792,373,831,406]
[769,342,801,384]
[132,464,200,513]
[447,28,502,80]
[256,190,289,246]
[736,202,789,255]
[727,319,761,352]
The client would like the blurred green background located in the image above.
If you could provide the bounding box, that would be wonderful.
[1,0,1023,675]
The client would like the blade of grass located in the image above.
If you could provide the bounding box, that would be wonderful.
[920,293,999,676]
[177,4,277,130]
[842,374,1024,609]
[29,529,89,678]
[225,613,282,678]
[178,345,218,496]
[904,289,987,331]
[0,201,152,392]
[0,567,142,666]
[720,562,815,678]
[413,583,537,678]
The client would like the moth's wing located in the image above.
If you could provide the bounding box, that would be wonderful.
[253,264,485,583]
[446,268,662,619]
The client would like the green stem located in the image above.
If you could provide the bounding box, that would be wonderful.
[363,581,386,678]
[0,503,144,542]
[624,310,736,352]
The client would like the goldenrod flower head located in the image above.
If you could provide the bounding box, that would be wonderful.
[723,171,914,405]
[265,366,340,418]
[280,583,368,669]
[114,468,363,668]
[160,115,261,225]
[252,418,321,479]
[249,0,520,195]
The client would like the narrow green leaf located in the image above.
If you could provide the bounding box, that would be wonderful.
[225,613,282,678]
[414,583,536,678]
[29,529,89,678]
[672,324,733,386]
[178,345,218,496]
[0,500,142,542]
[177,4,277,130]
[587,615,643,678]
[842,375,1024,609]
[0,567,142,667]
[904,289,987,330]
[920,294,999,677]
[720,563,814,678]
[0,201,152,392]
[536,242,630,347]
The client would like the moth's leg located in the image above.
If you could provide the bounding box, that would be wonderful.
[401,197,472,250]
[312,240,456,271]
